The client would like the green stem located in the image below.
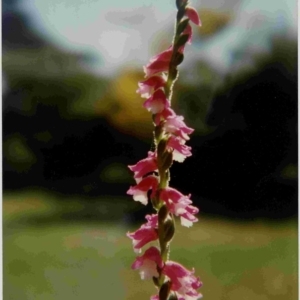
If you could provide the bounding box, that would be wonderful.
[157,20,181,300]
[165,23,179,101]
[156,4,188,299]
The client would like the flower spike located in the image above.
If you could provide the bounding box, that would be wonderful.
[127,1,202,299]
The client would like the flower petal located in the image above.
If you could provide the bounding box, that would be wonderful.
[127,175,159,205]
[144,47,173,77]
[185,7,202,26]
[127,214,159,252]
[128,151,158,181]
[132,246,163,280]
[137,75,166,98]
[163,261,203,299]
[143,89,170,114]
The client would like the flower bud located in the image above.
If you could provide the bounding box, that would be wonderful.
[163,218,175,243]
[157,138,168,158]
[176,34,190,49]
[159,281,171,300]
[176,9,186,22]
[174,52,184,66]
[152,276,159,287]
[151,194,160,210]
[160,151,173,171]
[158,205,169,223]
[176,18,189,35]
[154,124,164,142]
[167,68,178,86]
[168,293,179,300]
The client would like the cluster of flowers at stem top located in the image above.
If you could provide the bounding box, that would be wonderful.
[127,1,202,300]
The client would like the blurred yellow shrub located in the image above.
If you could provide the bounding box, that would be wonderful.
[197,9,232,37]
[95,69,154,139]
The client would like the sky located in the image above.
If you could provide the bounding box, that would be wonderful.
[19,0,298,77]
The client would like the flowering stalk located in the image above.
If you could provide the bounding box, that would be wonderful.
[127,1,202,299]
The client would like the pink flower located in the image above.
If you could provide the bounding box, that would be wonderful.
[163,261,203,299]
[150,296,159,300]
[144,47,173,77]
[137,75,166,98]
[185,7,202,26]
[173,198,199,228]
[143,89,170,114]
[127,214,158,253]
[167,135,192,162]
[164,114,194,141]
[160,187,199,227]
[154,107,176,125]
[127,175,159,205]
[132,246,163,280]
[128,151,158,182]
[160,186,184,203]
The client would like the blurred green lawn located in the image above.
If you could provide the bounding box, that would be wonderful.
[4,191,297,300]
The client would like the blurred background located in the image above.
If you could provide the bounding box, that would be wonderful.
[3,0,298,299]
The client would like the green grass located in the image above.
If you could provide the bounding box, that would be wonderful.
[3,191,298,300]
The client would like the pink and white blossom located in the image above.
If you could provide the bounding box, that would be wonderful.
[164,114,194,141]
[154,107,176,125]
[137,75,166,98]
[127,175,159,205]
[163,261,203,299]
[167,135,192,162]
[160,187,199,227]
[173,197,199,228]
[128,151,158,182]
[132,246,163,280]
[143,89,170,114]
[144,213,159,228]
[160,186,185,203]
[127,214,158,253]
